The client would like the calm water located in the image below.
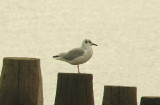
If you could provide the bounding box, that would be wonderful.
[0,0,160,105]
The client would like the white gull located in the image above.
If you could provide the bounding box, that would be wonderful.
[53,39,97,73]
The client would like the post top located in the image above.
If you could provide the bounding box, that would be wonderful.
[141,96,160,99]
[104,85,137,88]
[58,72,93,76]
[3,57,40,61]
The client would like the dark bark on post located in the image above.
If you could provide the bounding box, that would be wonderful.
[0,57,43,105]
[102,85,137,105]
[140,97,160,105]
[54,73,94,105]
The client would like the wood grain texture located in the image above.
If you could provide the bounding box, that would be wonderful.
[140,97,160,105]
[102,85,137,105]
[0,57,43,105]
[54,73,94,105]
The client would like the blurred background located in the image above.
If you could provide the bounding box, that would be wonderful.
[0,0,160,105]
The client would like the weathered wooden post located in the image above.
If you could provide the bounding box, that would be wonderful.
[102,85,137,105]
[0,57,43,105]
[140,96,160,105]
[54,73,94,105]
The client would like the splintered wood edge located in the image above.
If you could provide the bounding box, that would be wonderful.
[3,57,40,61]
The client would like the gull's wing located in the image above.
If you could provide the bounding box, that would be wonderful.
[63,48,84,60]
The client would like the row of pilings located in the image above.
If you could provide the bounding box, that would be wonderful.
[0,57,159,105]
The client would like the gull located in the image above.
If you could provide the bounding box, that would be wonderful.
[53,39,98,73]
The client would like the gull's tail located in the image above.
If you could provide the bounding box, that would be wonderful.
[53,55,61,60]
[53,55,59,58]
[53,53,66,61]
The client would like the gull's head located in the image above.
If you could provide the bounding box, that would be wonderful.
[82,39,98,48]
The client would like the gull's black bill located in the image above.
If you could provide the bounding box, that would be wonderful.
[92,43,98,46]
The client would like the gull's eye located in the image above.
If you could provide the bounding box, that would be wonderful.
[85,40,88,43]
[89,41,91,43]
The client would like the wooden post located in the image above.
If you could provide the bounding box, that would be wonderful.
[140,97,160,105]
[54,73,94,105]
[102,85,137,105]
[0,57,43,105]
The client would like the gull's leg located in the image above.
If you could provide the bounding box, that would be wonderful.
[77,64,80,73]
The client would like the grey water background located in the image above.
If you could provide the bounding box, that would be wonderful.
[0,0,160,105]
